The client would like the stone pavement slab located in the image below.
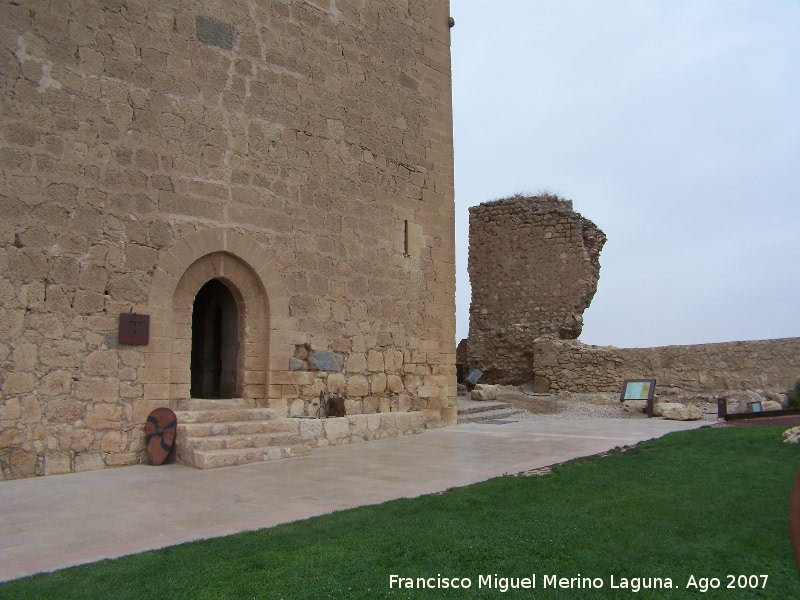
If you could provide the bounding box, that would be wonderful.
[0,417,706,582]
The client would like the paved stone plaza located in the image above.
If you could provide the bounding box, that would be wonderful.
[0,417,705,582]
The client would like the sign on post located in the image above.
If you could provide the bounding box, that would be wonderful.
[619,379,657,417]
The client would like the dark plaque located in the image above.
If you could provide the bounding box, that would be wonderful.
[119,313,150,345]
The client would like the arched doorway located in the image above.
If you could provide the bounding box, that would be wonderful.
[190,279,240,398]
[144,230,300,411]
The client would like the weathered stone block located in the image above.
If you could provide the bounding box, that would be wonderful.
[40,340,86,368]
[310,350,344,372]
[85,403,123,428]
[101,430,127,452]
[622,400,647,414]
[2,372,35,395]
[83,350,119,376]
[45,399,85,422]
[13,344,38,371]
[344,352,366,373]
[661,406,703,421]
[347,415,370,438]
[104,452,138,467]
[363,395,379,414]
[299,418,323,441]
[74,378,120,402]
[74,452,105,472]
[470,384,498,401]
[369,373,386,394]
[288,398,305,417]
[346,375,369,397]
[10,449,36,478]
[653,402,685,418]
[386,374,404,394]
[344,399,363,414]
[21,396,42,424]
[367,349,384,372]
[323,417,350,444]
[0,397,21,421]
[195,16,235,51]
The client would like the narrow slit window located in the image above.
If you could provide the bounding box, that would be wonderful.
[404,220,410,256]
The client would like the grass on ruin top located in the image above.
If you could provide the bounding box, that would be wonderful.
[2,426,799,599]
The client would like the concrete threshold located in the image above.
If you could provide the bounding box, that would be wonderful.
[0,416,706,582]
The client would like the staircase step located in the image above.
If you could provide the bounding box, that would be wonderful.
[177,418,298,438]
[458,407,526,424]
[457,400,514,415]
[170,399,314,470]
[188,445,312,469]
[173,407,278,424]
[172,398,258,411]
[179,432,303,451]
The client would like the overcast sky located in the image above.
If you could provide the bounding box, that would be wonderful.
[451,0,800,348]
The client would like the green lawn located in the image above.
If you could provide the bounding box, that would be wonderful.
[2,426,799,599]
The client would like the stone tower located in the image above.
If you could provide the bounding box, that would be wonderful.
[0,0,456,478]
[465,195,605,384]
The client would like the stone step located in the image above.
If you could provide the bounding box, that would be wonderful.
[177,418,298,438]
[170,399,311,470]
[457,400,515,415]
[172,398,258,411]
[178,431,303,451]
[173,407,279,424]
[458,407,526,424]
[186,445,312,469]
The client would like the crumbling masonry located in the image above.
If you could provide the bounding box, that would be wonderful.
[462,195,800,395]
[463,195,606,384]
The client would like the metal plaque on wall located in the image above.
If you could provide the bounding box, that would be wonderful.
[119,313,150,345]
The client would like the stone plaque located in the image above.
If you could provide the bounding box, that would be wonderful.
[195,15,234,50]
[119,313,150,345]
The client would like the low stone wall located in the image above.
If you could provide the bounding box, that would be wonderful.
[296,411,427,448]
[532,338,800,393]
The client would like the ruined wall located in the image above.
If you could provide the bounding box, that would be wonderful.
[0,0,456,478]
[532,338,800,394]
[465,195,605,383]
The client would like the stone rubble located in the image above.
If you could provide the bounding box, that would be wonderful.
[470,384,498,401]
[486,386,793,423]
[783,427,800,444]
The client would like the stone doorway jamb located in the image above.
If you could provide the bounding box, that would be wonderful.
[138,228,300,417]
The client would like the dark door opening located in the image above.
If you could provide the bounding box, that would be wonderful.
[190,279,239,398]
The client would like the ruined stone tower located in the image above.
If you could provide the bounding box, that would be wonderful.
[464,195,605,384]
[0,0,456,478]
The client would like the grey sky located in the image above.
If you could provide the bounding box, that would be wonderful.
[451,0,800,348]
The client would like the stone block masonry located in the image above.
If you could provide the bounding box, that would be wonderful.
[0,0,456,478]
[465,195,606,384]
[532,338,800,394]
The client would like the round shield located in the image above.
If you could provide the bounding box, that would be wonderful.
[145,408,177,466]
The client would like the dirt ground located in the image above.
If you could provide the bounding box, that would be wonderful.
[495,390,563,414]
[491,388,640,419]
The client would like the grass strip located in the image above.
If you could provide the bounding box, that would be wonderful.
[2,426,799,599]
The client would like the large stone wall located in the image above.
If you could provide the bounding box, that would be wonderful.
[532,338,800,394]
[0,0,456,478]
[465,195,605,383]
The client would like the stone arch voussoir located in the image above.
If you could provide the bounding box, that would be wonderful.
[142,228,296,407]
